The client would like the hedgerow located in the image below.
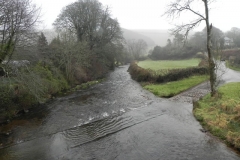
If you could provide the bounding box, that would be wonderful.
[128,61,208,83]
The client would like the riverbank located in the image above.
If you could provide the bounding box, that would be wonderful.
[0,65,239,159]
[193,82,240,151]
[128,60,208,97]
[0,77,105,125]
[130,60,240,152]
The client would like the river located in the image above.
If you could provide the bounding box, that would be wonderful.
[0,65,239,160]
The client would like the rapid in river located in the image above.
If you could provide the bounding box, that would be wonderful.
[0,65,240,160]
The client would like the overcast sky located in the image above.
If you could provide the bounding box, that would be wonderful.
[34,0,240,32]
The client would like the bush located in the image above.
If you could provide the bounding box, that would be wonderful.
[0,62,70,121]
[222,49,240,61]
[0,81,15,111]
[198,58,209,67]
[128,62,154,82]
[32,62,69,95]
[0,80,36,120]
[128,62,208,83]
[156,67,208,83]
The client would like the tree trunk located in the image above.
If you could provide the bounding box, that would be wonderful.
[203,0,216,96]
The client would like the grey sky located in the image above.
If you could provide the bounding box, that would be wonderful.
[34,0,240,32]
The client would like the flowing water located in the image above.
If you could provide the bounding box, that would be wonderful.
[0,65,239,160]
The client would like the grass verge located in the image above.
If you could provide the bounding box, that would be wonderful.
[143,75,208,98]
[193,82,240,150]
[138,59,200,70]
[226,61,240,72]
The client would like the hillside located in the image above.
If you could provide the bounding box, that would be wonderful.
[132,29,171,47]
[122,28,156,48]
[42,28,171,49]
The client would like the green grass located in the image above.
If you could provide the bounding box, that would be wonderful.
[194,82,240,149]
[138,59,200,70]
[143,75,208,97]
[226,61,240,72]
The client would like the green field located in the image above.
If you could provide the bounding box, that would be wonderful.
[143,75,208,97]
[136,58,208,97]
[138,59,200,70]
[194,82,240,149]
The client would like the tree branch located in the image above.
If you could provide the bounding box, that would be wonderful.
[171,18,205,39]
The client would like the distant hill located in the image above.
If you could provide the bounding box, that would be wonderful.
[122,28,156,48]
[132,29,172,47]
[42,28,170,49]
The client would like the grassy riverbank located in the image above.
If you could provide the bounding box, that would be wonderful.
[131,59,208,97]
[143,75,208,97]
[193,82,240,150]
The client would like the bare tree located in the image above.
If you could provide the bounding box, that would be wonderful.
[164,0,217,96]
[0,0,40,64]
[226,27,240,48]
[126,39,148,60]
[49,31,90,83]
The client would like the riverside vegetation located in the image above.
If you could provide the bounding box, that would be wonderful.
[193,49,240,151]
[1,0,240,152]
[129,58,240,151]
[0,0,131,124]
[128,59,209,97]
[194,82,240,150]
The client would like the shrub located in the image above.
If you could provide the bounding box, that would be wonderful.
[0,81,15,111]
[198,58,209,67]
[222,49,240,61]
[32,62,69,95]
[128,62,154,82]
[156,67,208,83]
[128,62,208,83]
[0,62,71,122]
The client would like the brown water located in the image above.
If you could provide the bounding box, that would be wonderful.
[0,65,239,160]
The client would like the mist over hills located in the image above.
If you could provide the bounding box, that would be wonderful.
[122,29,171,49]
[132,29,171,47]
[122,28,156,48]
[42,28,171,49]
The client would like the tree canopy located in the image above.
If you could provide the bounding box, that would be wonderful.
[53,0,122,50]
[0,0,40,63]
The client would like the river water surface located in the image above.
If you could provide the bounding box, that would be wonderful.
[0,65,240,160]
